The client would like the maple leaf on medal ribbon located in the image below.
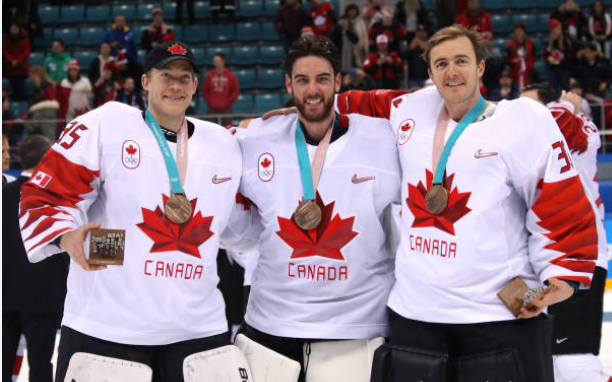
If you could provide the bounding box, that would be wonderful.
[137,195,213,258]
[406,170,471,235]
[276,192,358,261]
[126,145,137,155]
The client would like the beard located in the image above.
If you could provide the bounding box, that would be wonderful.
[294,93,335,123]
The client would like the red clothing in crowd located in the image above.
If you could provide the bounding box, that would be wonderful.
[368,22,407,52]
[455,8,493,40]
[2,32,31,77]
[202,68,240,110]
[309,1,335,36]
[506,39,535,89]
[363,50,404,89]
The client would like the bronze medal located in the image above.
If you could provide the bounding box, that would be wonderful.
[425,184,448,215]
[165,193,193,224]
[294,200,322,230]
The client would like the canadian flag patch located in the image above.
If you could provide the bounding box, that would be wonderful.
[258,153,274,182]
[31,171,52,188]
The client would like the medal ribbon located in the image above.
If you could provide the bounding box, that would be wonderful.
[432,96,486,184]
[144,109,188,195]
[295,119,334,202]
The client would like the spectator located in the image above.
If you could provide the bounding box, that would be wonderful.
[210,0,236,23]
[363,34,404,89]
[308,0,336,36]
[551,0,588,49]
[572,43,612,127]
[202,53,239,126]
[141,8,175,53]
[3,134,69,382]
[274,0,311,50]
[100,14,138,62]
[58,60,92,121]
[341,67,376,91]
[588,1,611,60]
[455,0,493,40]
[405,24,428,88]
[25,66,59,142]
[331,16,359,72]
[2,23,31,101]
[345,4,370,68]
[488,70,519,101]
[177,0,195,24]
[43,39,72,84]
[88,42,114,86]
[362,0,386,28]
[569,81,592,118]
[506,22,535,90]
[368,7,407,53]
[116,52,144,91]
[93,61,120,107]
[2,134,12,184]
[394,0,428,41]
[545,18,574,95]
[115,77,146,111]
[434,0,457,29]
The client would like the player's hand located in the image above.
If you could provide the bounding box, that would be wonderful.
[560,90,582,114]
[518,278,574,319]
[262,107,297,120]
[59,222,107,271]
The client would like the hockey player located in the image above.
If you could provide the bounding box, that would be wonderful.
[330,25,598,381]
[19,41,242,381]
[520,84,612,382]
[222,35,401,382]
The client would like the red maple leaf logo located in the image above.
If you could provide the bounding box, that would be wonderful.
[126,144,137,155]
[136,195,214,258]
[276,192,358,261]
[406,170,471,235]
[261,157,271,168]
[401,121,412,131]
[167,43,187,55]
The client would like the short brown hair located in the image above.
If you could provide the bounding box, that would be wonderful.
[19,135,52,170]
[423,24,489,66]
[282,35,341,77]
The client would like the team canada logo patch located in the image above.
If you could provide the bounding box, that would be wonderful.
[122,140,140,169]
[30,171,52,188]
[258,153,274,182]
[397,118,415,145]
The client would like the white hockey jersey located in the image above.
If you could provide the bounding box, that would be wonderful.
[337,87,598,324]
[19,102,242,345]
[223,113,401,339]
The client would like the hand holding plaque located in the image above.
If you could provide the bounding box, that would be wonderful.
[497,276,555,318]
[88,229,126,266]
[58,222,107,271]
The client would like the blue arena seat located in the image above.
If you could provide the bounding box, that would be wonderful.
[33,28,53,49]
[236,22,262,42]
[532,36,543,55]
[281,92,293,105]
[10,101,29,118]
[534,0,558,9]
[182,25,209,43]
[209,24,235,42]
[235,69,256,90]
[60,5,85,24]
[233,94,254,114]
[254,93,282,114]
[80,27,105,46]
[191,48,206,67]
[263,0,280,16]
[205,47,232,66]
[136,4,157,21]
[257,68,284,89]
[233,46,259,66]
[39,5,60,24]
[480,0,507,10]
[29,52,46,67]
[195,2,212,19]
[54,28,79,46]
[73,51,97,71]
[112,4,136,20]
[162,3,183,19]
[2,78,10,95]
[85,5,111,23]
[533,59,548,82]
[25,78,36,97]
[131,26,148,45]
[238,0,264,17]
[196,95,208,115]
[262,22,280,41]
[492,37,510,53]
[491,14,512,34]
[537,13,551,32]
[508,0,534,9]
[259,45,284,64]
[576,0,596,6]
[138,49,147,64]
[512,13,538,33]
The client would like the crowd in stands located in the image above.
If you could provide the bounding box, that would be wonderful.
[2,0,612,158]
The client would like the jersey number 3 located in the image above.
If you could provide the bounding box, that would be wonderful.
[58,121,89,150]
[552,141,572,174]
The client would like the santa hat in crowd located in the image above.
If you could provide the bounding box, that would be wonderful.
[301,26,314,36]
[103,61,120,74]
[67,59,80,71]
[376,34,389,45]
[116,52,128,66]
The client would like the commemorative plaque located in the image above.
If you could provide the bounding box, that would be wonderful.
[88,229,126,266]
[497,276,554,317]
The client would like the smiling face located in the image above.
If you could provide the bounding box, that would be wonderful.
[142,60,197,122]
[428,36,484,109]
[286,55,341,124]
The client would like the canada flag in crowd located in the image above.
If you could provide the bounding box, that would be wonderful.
[30,171,52,188]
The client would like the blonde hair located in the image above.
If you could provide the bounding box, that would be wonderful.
[29,65,53,87]
[423,24,489,66]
